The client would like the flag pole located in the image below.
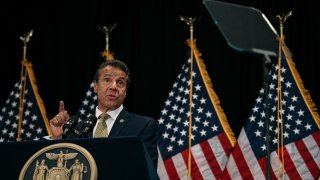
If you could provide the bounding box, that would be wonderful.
[97,23,117,61]
[180,16,198,180]
[275,11,292,179]
[17,29,33,141]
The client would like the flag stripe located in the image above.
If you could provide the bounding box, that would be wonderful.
[181,149,203,179]
[157,149,170,180]
[287,144,314,179]
[231,143,255,179]
[312,130,320,149]
[270,151,290,179]
[222,155,239,179]
[281,145,302,179]
[167,154,185,179]
[238,131,265,179]
[205,137,222,178]
[194,142,215,179]
[303,131,320,177]
[211,134,228,169]
[295,139,318,178]
[217,133,233,159]
[257,156,278,179]
[308,131,320,169]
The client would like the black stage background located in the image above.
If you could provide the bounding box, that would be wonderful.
[0,0,319,137]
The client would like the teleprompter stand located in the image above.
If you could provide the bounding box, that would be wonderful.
[203,0,280,179]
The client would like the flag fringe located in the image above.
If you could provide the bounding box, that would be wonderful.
[23,60,52,136]
[187,39,236,146]
[282,45,320,128]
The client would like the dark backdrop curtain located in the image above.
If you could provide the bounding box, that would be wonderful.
[0,0,319,137]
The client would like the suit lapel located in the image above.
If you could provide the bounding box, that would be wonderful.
[108,109,130,136]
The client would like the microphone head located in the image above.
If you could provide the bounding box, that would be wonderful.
[82,115,97,131]
[80,115,97,138]
[62,116,78,135]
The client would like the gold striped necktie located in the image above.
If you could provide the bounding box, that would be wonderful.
[93,113,109,138]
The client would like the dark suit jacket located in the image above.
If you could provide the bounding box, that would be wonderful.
[66,108,159,168]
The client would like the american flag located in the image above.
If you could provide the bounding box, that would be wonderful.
[157,40,236,179]
[76,82,97,122]
[222,49,320,179]
[0,61,51,142]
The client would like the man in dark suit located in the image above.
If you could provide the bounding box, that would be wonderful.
[49,60,158,168]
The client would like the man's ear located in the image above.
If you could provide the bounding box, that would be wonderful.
[93,81,98,93]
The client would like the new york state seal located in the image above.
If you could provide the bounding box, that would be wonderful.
[19,143,97,180]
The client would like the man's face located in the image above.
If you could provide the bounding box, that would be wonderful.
[94,65,128,112]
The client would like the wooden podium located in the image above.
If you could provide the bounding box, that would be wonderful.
[0,137,158,179]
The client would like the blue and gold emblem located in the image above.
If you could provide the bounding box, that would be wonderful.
[19,143,97,180]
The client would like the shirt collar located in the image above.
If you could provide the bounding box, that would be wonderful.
[95,105,123,121]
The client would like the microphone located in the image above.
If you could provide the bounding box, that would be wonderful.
[80,115,97,138]
[62,116,78,138]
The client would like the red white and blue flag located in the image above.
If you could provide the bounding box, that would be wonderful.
[0,60,51,142]
[157,39,236,179]
[222,45,320,179]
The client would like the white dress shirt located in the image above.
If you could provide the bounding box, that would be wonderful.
[93,105,123,136]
